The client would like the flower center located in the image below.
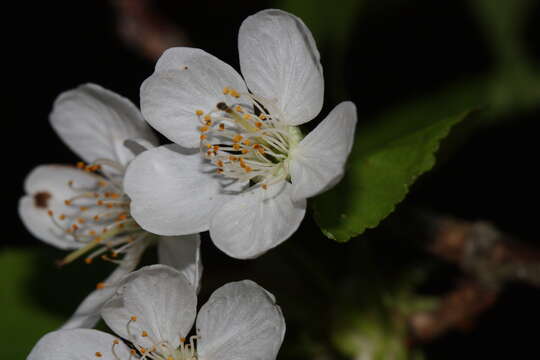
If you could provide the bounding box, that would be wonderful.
[101,316,198,360]
[45,160,148,268]
[195,87,302,189]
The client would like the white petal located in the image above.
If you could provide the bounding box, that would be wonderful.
[124,144,223,235]
[27,328,130,360]
[50,83,158,166]
[289,102,357,201]
[141,48,247,148]
[18,165,103,250]
[197,280,285,360]
[210,182,306,259]
[61,241,149,329]
[158,234,203,293]
[238,9,324,125]
[101,264,197,349]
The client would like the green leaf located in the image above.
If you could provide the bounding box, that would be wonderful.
[0,248,64,358]
[314,110,470,242]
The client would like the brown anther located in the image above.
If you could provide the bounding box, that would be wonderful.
[141,331,148,337]
[47,210,54,217]
[216,160,224,168]
[109,193,120,199]
[59,214,66,220]
[111,251,118,258]
[213,145,220,152]
[200,134,207,140]
[79,206,88,211]
[76,161,85,169]
[216,102,229,111]
[255,122,263,129]
[85,257,93,264]
[67,180,74,186]
[77,218,86,224]
[130,316,137,321]
[117,214,128,221]
[94,237,102,243]
[117,223,125,229]
[98,180,107,187]
[93,215,100,221]
[95,352,102,357]
[106,203,114,209]
[71,224,79,231]
[130,350,137,355]
[259,114,267,120]
[89,230,96,236]
[140,348,147,354]
[204,115,212,122]
[262,184,268,190]
[113,339,120,345]
[230,89,240,98]
[64,200,72,206]
[244,166,252,173]
[232,134,243,143]
[180,337,186,343]
[242,114,251,120]
[229,155,237,161]
[219,123,225,130]
[96,200,104,206]
[217,169,224,174]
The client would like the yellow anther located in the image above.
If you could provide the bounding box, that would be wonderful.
[89,230,96,236]
[241,148,249,154]
[96,282,106,289]
[64,199,72,206]
[77,218,86,224]
[200,126,209,133]
[140,348,147,354]
[59,214,66,220]
[259,114,267,120]
[71,224,79,231]
[85,257,93,264]
[111,251,118,258]
[255,122,263,129]
[204,114,212,122]
[109,193,120,199]
[200,134,207,140]
[242,139,251,146]
[230,89,240,98]
[244,166,252,173]
[93,215,100,221]
[106,203,114,209]
[242,114,251,120]
[94,237,102,243]
[228,155,237,161]
[213,145,220,151]
[216,160,224,168]
[232,143,241,151]
[180,337,186,343]
[130,316,137,321]
[76,161,85,169]
[222,86,230,94]
[79,206,89,211]
[232,134,243,143]
[235,105,244,113]
[95,352,102,357]
[113,339,120,345]
[195,110,204,116]
[98,180,107,187]
[205,143,212,149]
[130,350,137,355]
[117,213,128,221]
[97,200,104,206]
[141,331,148,337]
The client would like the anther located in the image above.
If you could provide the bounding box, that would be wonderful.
[96,282,106,289]
[222,87,230,94]
[141,331,148,337]
[76,162,85,169]
[47,210,54,217]
[262,184,268,190]
[85,257,93,264]
[64,200,72,206]
[232,134,243,143]
[216,102,229,111]
[195,110,204,116]
[130,316,137,321]
[200,134,207,140]
[95,352,102,357]
[219,123,225,130]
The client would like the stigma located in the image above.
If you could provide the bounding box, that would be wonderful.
[195,87,303,189]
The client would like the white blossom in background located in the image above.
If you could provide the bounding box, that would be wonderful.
[27,265,285,360]
[124,9,358,259]
[18,84,202,329]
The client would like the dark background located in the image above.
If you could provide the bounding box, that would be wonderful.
[3,0,540,358]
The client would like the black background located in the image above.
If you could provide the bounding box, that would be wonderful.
[4,0,540,358]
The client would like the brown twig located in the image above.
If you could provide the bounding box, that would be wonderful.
[112,0,190,62]
[408,215,540,342]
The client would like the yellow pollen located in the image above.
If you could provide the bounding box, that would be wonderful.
[95,352,102,357]
[230,89,240,98]
[232,134,243,143]
[235,105,244,113]
[222,86,230,94]
[205,143,212,149]
[96,282,106,289]
[195,110,204,116]
[200,126,209,133]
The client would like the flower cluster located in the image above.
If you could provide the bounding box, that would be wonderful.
[21,9,356,359]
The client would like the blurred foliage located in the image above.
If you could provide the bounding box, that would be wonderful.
[0,248,64,358]
[314,111,470,242]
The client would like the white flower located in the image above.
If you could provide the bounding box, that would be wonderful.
[124,9,357,259]
[18,84,202,329]
[27,265,285,360]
